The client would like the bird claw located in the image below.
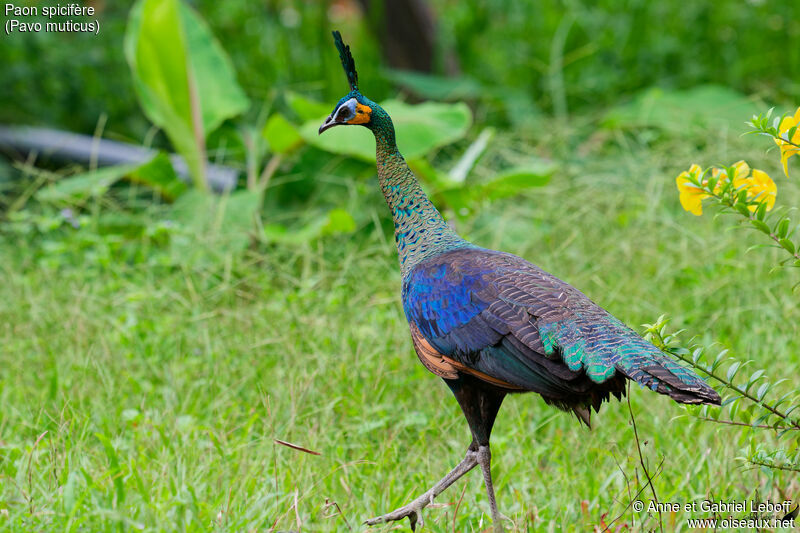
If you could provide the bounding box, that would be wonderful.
[364,501,426,531]
[410,511,420,531]
[364,450,478,530]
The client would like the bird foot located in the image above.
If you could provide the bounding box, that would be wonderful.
[364,491,433,531]
[492,518,508,533]
[365,450,480,531]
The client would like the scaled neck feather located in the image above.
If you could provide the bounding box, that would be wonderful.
[369,104,471,278]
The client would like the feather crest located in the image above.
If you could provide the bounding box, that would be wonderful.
[332,30,358,91]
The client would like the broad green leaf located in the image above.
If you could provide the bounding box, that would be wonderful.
[128,152,186,200]
[750,219,771,234]
[408,158,451,191]
[36,164,138,204]
[169,189,260,264]
[755,201,768,221]
[322,208,356,235]
[124,0,249,190]
[727,361,741,382]
[735,202,752,217]
[435,164,555,213]
[262,221,325,245]
[262,208,356,244]
[776,218,789,239]
[262,114,303,154]
[756,382,770,401]
[602,85,760,134]
[299,100,472,161]
[383,69,483,101]
[286,92,332,122]
[478,165,554,200]
[436,187,473,215]
[63,471,78,514]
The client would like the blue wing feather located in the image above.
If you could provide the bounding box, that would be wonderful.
[402,247,719,407]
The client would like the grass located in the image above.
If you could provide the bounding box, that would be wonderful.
[1,123,799,532]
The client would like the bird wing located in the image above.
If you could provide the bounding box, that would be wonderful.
[402,247,719,406]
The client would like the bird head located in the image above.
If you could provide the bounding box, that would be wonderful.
[319,31,375,135]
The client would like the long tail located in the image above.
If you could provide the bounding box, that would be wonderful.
[538,313,721,406]
[609,325,721,405]
[619,348,721,405]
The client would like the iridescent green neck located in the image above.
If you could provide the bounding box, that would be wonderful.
[367,103,471,278]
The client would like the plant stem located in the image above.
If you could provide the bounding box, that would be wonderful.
[669,348,800,430]
[712,191,800,264]
[748,458,800,473]
[627,385,663,533]
[695,416,797,432]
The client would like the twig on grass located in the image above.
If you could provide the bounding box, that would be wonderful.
[274,438,321,456]
[26,431,48,516]
[452,480,468,533]
[323,498,353,531]
[627,385,663,533]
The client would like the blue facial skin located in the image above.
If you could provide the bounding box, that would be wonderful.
[320,90,387,135]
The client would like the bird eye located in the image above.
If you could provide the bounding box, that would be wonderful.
[336,106,352,121]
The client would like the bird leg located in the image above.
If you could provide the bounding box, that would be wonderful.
[477,445,506,533]
[364,447,479,531]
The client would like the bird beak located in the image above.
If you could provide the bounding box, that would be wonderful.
[318,114,337,135]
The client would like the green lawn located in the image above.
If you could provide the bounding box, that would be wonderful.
[1,128,798,532]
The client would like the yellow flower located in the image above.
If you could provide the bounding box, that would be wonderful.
[712,160,750,192]
[676,163,708,215]
[775,107,800,177]
[739,169,777,211]
[712,161,775,211]
[678,161,776,215]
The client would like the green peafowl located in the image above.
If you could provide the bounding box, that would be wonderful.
[319,31,721,532]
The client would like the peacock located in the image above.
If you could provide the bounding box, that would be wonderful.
[319,31,721,532]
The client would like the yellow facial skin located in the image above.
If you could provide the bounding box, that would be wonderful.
[347,103,372,125]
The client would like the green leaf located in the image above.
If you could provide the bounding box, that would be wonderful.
[776,218,790,239]
[95,433,125,505]
[124,0,249,190]
[779,238,796,255]
[128,152,186,200]
[36,164,139,204]
[408,158,452,190]
[737,189,748,205]
[286,92,331,122]
[262,208,356,244]
[383,69,483,101]
[262,114,303,154]
[434,163,555,213]
[169,189,260,264]
[746,369,766,392]
[299,100,472,161]
[711,349,728,372]
[478,165,554,200]
[63,470,78,514]
[322,208,356,235]
[755,201,767,221]
[706,176,719,195]
[602,85,760,135]
[756,382,770,402]
[436,187,474,215]
[727,362,742,382]
[750,219,771,234]
[735,202,752,217]
[263,221,324,245]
